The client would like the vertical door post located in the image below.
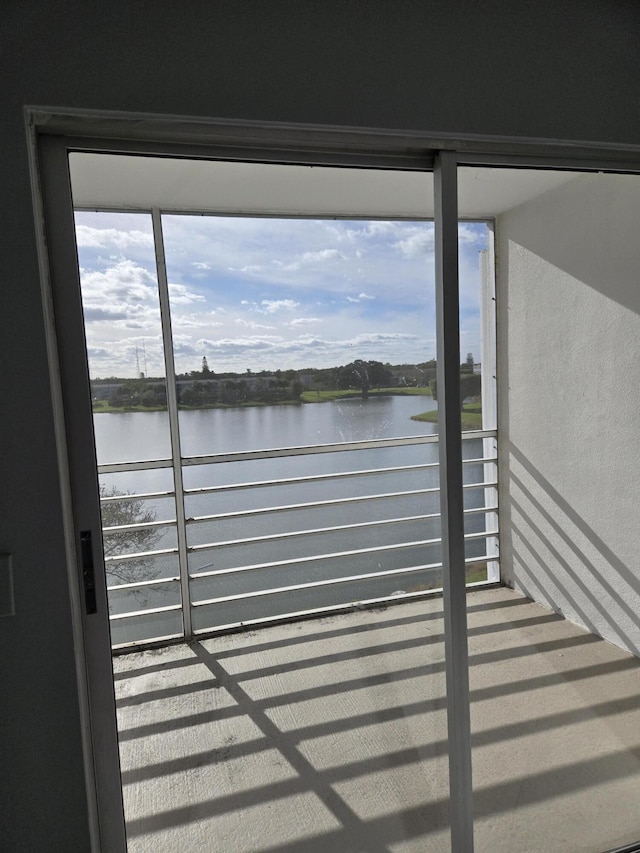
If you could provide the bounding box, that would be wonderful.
[434,150,474,852]
[152,210,192,639]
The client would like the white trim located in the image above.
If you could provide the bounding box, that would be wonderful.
[435,151,475,852]
[30,107,640,853]
[25,121,104,851]
[29,131,127,852]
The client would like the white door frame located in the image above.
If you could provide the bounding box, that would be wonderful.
[27,107,640,852]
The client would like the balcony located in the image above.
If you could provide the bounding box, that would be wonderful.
[113,586,640,853]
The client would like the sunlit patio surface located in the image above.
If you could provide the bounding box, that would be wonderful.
[113,587,640,853]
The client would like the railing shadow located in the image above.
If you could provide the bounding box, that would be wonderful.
[506,442,640,655]
[115,591,640,851]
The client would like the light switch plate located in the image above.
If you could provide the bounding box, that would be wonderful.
[0,554,15,617]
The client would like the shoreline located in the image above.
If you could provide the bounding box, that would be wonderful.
[92,387,433,413]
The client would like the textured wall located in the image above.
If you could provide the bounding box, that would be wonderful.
[2,1,640,847]
[498,173,640,653]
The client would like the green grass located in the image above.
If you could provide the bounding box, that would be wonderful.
[93,399,306,413]
[403,562,489,593]
[300,386,432,403]
[465,562,489,584]
[411,401,483,430]
[92,401,167,413]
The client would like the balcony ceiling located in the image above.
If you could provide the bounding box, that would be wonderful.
[69,153,576,219]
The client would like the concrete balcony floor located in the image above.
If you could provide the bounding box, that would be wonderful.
[113,587,640,852]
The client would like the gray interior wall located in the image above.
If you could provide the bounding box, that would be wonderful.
[497,172,640,654]
[2,1,640,847]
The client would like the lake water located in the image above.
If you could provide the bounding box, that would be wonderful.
[93,394,439,464]
[93,396,489,643]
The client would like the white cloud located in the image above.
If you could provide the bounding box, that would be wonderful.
[77,211,484,375]
[279,248,347,272]
[301,248,345,263]
[229,263,264,274]
[236,318,276,330]
[83,307,129,322]
[168,283,206,305]
[458,223,484,244]
[365,221,402,238]
[260,299,299,314]
[346,292,376,303]
[75,225,153,250]
[288,317,321,326]
[79,261,160,328]
[172,313,223,330]
[395,230,435,258]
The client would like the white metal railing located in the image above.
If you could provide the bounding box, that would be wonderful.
[99,430,498,648]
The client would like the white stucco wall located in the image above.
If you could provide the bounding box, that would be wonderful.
[498,173,640,654]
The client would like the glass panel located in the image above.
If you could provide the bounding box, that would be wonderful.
[110,608,183,647]
[74,210,183,643]
[74,211,172,464]
[70,158,453,853]
[460,166,640,852]
[107,580,181,615]
[162,214,444,630]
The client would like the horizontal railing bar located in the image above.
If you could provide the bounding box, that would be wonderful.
[191,554,498,608]
[185,480,497,525]
[102,493,497,560]
[106,576,180,591]
[185,462,440,496]
[190,582,503,636]
[187,488,435,523]
[98,458,173,474]
[191,594,434,634]
[112,631,184,651]
[109,603,182,621]
[189,537,442,572]
[187,488,432,524]
[196,513,434,550]
[110,555,499,621]
[101,501,494,536]
[97,431,496,476]
[183,435,439,466]
[103,519,177,534]
[100,490,176,503]
[97,457,495,506]
[186,512,497,552]
[192,561,447,606]
[183,454,496,498]
[189,531,497,579]
[105,546,179,564]
[182,430,495,467]
[192,556,499,612]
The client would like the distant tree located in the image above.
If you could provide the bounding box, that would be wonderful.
[461,352,474,373]
[99,485,163,607]
[430,372,481,403]
[366,360,392,389]
[460,372,481,400]
[179,387,197,406]
[289,379,304,400]
[339,360,371,398]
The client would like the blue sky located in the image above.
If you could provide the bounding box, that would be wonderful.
[74,212,488,378]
